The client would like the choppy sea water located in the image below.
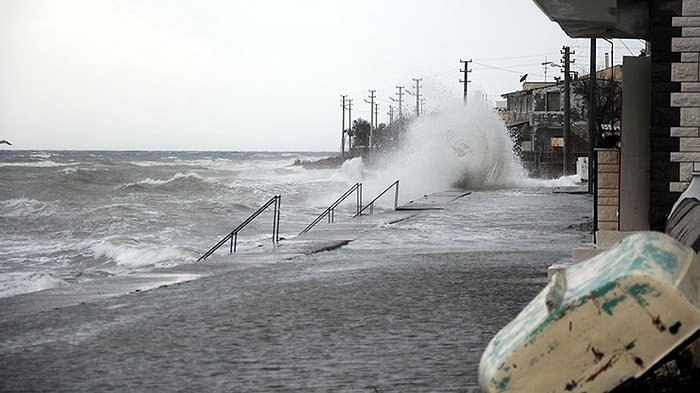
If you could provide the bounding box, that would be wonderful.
[0,150,373,298]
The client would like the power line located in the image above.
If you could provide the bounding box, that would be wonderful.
[472,60,527,75]
[476,53,559,62]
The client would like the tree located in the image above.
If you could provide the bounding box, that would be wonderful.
[572,76,622,148]
[348,119,370,150]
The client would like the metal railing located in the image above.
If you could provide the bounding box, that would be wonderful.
[298,183,362,236]
[198,195,281,261]
[354,180,399,217]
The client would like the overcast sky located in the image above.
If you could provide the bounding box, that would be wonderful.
[1,0,646,151]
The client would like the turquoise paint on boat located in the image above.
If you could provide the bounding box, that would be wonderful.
[492,375,510,391]
[627,282,655,307]
[601,293,627,315]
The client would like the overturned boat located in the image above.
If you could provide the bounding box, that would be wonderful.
[479,231,700,393]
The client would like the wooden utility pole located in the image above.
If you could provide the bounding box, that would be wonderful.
[341,95,347,157]
[562,46,572,175]
[460,59,472,105]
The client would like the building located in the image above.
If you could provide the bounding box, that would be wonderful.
[501,66,622,178]
[533,0,700,232]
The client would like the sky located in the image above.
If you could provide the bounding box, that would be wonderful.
[0,0,646,151]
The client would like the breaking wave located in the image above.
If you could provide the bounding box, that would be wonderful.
[370,93,528,200]
[0,272,68,298]
[91,236,195,271]
[117,172,222,191]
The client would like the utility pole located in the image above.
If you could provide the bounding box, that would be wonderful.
[603,38,615,133]
[391,86,404,119]
[562,46,573,175]
[543,57,554,82]
[374,102,379,129]
[347,99,353,153]
[460,59,472,105]
[413,78,422,117]
[388,105,394,124]
[365,90,376,155]
[340,95,347,157]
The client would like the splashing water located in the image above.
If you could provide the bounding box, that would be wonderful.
[367,95,529,201]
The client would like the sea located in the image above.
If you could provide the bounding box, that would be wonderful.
[0,103,592,391]
[0,149,371,298]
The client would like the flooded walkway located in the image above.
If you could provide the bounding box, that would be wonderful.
[0,188,591,392]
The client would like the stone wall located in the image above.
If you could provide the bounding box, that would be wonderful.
[670,0,700,199]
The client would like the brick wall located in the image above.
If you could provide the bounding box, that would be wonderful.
[597,149,620,230]
[672,0,700,197]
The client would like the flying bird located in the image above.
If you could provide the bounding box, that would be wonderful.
[0,140,11,145]
[519,74,528,83]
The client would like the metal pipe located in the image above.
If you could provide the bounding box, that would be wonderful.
[590,37,598,243]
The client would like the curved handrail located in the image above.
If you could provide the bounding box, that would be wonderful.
[198,195,281,261]
[298,183,362,236]
[354,180,399,217]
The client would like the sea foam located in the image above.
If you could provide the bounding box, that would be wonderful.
[0,272,68,298]
[367,93,528,202]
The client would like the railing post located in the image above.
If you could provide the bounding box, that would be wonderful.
[394,180,399,209]
[357,183,363,216]
[353,180,399,218]
[272,195,280,245]
[274,195,280,244]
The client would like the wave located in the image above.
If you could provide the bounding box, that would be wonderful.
[59,165,98,175]
[0,160,75,168]
[331,157,364,184]
[29,152,53,159]
[523,173,585,188]
[0,272,68,298]
[368,94,528,201]
[0,198,56,217]
[117,172,222,191]
[90,236,196,270]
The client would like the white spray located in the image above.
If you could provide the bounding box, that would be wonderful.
[365,93,529,202]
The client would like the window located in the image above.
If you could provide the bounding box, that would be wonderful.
[546,92,560,112]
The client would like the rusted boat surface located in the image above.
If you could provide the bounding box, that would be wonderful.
[479,231,700,393]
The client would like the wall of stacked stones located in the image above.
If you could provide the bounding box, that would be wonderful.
[671,0,700,192]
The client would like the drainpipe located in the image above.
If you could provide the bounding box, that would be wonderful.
[589,38,598,242]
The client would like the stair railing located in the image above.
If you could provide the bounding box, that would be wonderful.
[298,183,362,236]
[353,180,399,217]
[198,195,281,261]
